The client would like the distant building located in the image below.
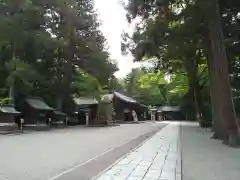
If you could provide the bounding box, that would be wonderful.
[102,92,148,122]
[157,106,185,121]
[0,104,20,124]
[16,97,53,124]
[67,97,98,125]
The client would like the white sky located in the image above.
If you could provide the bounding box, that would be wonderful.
[94,0,142,78]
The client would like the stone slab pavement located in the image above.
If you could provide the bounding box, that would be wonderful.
[94,122,181,180]
[95,121,240,180]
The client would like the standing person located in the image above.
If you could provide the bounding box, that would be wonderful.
[132,110,138,122]
[151,111,155,121]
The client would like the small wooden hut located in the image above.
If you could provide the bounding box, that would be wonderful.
[0,104,20,123]
[158,106,185,120]
[149,107,158,121]
[99,94,115,125]
[137,104,149,121]
[67,97,98,125]
[47,110,67,127]
[18,97,53,124]
[102,92,141,122]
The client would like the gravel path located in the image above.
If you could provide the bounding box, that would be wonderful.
[0,122,165,180]
[181,122,240,180]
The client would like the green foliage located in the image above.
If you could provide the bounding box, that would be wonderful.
[107,76,124,92]
[72,71,102,99]
[98,100,113,124]
[0,0,120,110]
[123,0,240,118]
[124,68,188,105]
[168,73,188,98]
[5,58,38,93]
[0,98,10,104]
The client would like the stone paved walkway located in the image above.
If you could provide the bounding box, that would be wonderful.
[95,123,181,180]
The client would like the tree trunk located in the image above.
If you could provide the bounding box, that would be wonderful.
[186,85,196,120]
[8,83,14,105]
[56,96,64,111]
[194,80,206,124]
[204,39,225,139]
[205,0,239,146]
[61,42,74,111]
[58,7,75,111]
[184,58,205,122]
[9,42,16,105]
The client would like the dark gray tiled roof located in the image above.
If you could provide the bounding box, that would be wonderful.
[53,110,66,116]
[0,105,20,114]
[26,98,53,111]
[101,92,138,104]
[114,92,137,103]
[158,106,181,112]
[73,97,98,105]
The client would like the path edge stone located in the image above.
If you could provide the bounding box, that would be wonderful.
[176,123,182,180]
